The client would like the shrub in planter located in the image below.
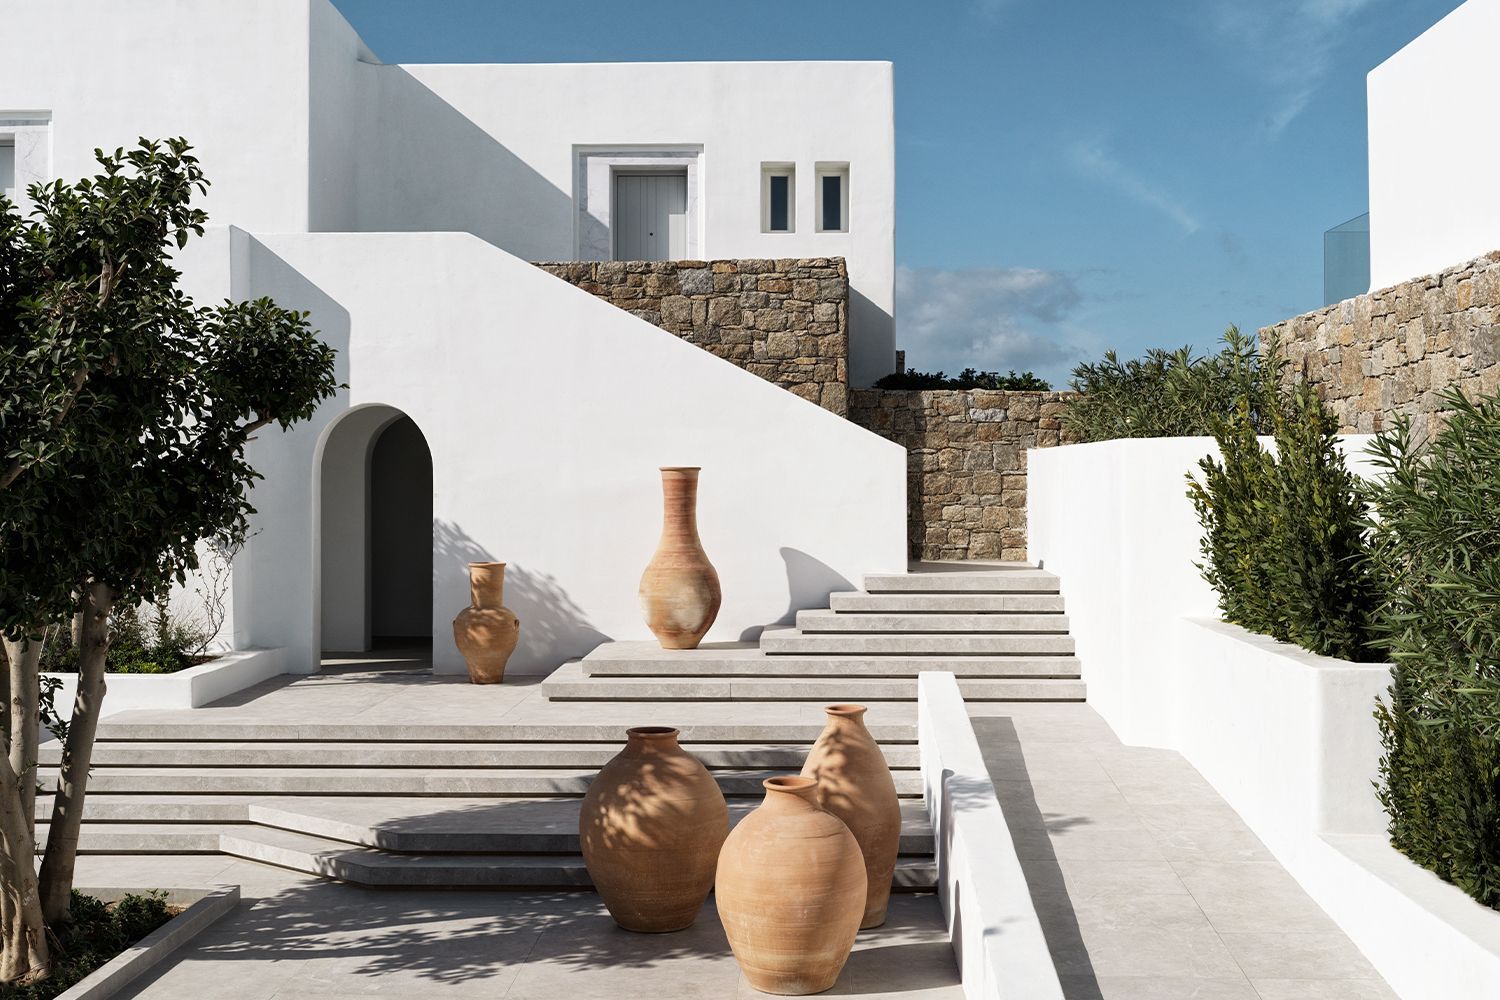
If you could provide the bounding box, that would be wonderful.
[874,367,1050,391]
[1188,375,1379,661]
[1366,386,1500,910]
[1062,327,1278,442]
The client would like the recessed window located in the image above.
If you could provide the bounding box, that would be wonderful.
[761,164,795,233]
[0,142,15,202]
[816,163,849,233]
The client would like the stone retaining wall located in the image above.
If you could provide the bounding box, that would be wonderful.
[1263,250,1500,436]
[535,258,849,416]
[851,389,1074,561]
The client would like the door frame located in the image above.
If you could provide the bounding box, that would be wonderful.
[572,145,703,262]
[610,168,689,262]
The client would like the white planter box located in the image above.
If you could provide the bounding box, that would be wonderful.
[45,647,287,718]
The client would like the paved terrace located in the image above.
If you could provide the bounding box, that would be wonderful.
[73,655,1395,999]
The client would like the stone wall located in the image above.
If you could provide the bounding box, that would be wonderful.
[1263,250,1500,436]
[851,389,1074,561]
[535,258,849,416]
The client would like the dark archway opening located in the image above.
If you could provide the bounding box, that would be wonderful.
[369,416,433,647]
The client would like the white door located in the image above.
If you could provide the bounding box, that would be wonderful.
[614,172,687,261]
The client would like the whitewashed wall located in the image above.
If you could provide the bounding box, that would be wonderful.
[225,228,906,675]
[1368,0,1500,289]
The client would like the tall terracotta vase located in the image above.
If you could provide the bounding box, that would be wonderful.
[451,562,520,684]
[579,726,728,933]
[639,466,721,649]
[716,776,866,995]
[801,704,902,929]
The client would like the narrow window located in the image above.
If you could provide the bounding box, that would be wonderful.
[0,141,14,202]
[816,164,849,233]
[761,163,795,233]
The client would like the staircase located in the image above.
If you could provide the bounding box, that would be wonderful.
[45,562,1081,890]
[543,564,1086,702]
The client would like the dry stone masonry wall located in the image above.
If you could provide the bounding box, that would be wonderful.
[1264,250,1500,436]
[536,258,849,416]
[850,389,1074,561]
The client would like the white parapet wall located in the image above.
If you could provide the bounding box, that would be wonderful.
[918,671,1064,1000]
[44,647,287,720]
[1027,437,1500,1000]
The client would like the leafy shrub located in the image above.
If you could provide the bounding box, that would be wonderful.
[0,891,171,1000]
[1188,374,1379,661]
[1366,386,1500,910]
[1063,327,1278,442]
[39,603,210,675]
[874,367,1051,391]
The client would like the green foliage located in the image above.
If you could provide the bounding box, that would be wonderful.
[1188,372,1379,661]
[0,891,171,1000]
[1365,386,1500,910]
[1063,328,1279,442]
[39,604,208,675]
[874,367,1051,391]
[0,138,341,636]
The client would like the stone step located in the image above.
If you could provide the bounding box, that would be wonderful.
[582,648,1081,679]
[35,794,260,824]
[863,569,1059,593]
[245,797,936,854]
[217,826,938,890]
[39,766,927,798]
[759,629,1076,657]
[795,610,1070,634]
[90,720,915,744]
[38,823,241,854]
[39,741,917,770]
[543,663,1084,703]
[828,592,1065,613]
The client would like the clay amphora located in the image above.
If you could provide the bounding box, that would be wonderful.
[452,562,520,684]
[639,466,721,649]
[715,776,865,995]
[579,726,729,932]
[801,704,902,929]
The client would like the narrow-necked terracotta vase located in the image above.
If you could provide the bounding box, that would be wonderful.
[715,776,865,995]
[801,704,902,929]
[639,466,721,649]
[579,726,728,933]
[452,562,520,684]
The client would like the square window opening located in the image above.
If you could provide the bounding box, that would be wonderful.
[761,164,795,233]
[816,164,849,233]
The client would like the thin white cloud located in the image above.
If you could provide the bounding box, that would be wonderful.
[1205,0,1384,134]
[971,0,1015,22]
[1067,140,1202,235]
[895,265,1096,385]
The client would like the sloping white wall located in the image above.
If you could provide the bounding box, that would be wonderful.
[229,229,906,675]
[1369,0,1500,289]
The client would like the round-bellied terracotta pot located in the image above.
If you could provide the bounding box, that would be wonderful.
[801,704,902,929]
[579,726,728,933]
[639,466,721,650]
[452,562,519,684]
[715,776,865,995]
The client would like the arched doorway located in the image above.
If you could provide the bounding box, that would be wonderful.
[317,406,433,663]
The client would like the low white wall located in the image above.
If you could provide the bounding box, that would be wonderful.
[918,672,1064,1000]
[229,230,907,676]
[1028,437,1500,999]
[44,648,286,719]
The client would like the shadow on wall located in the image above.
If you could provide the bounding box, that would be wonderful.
[740,547,854,641]
[352,67,575,260]
[433,520,608,674]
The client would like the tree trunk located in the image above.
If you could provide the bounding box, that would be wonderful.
[2,637,41,844]
[0,707,48,983]
[39,583,113,926]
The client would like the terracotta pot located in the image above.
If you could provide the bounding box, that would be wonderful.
[579,726,728,933]
[801,704,902,929]
[451,562,519,684]
[639,466,721,649]
[715,776,865,995]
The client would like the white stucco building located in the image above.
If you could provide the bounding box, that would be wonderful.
[1366,0,1500,289]
[1,0,908,674]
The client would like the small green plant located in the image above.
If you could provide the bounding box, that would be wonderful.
[39,603,210,676]
[1366,386,1500,910]
[874,367,1051,391]
[0,891,171,1000]
[1188,370,1379,661]
[1063,327,1278,442]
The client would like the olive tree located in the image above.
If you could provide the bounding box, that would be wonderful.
[0,139,338,984]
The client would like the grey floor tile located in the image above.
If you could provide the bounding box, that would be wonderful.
[1170,862,1341,935]
[1248,979,1399,999]
[1218,934,1380,980]
[1061,976,1260,999]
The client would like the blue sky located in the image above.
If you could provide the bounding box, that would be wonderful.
[331,0,1461,387]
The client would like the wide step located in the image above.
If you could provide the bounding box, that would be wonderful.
[582,648,1082,679]
[863,568,1059,593]
[829,592,1064,613]
[795,610,1070,633]
[759,630,1075,657]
